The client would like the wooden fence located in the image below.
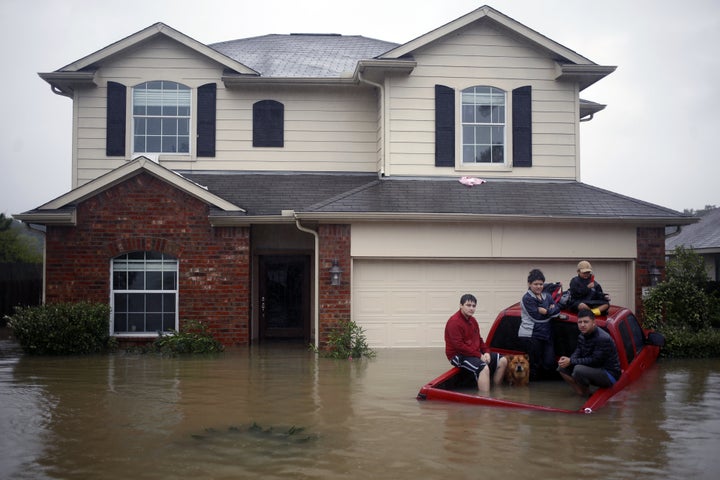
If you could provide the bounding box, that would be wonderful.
[1,263,42,319]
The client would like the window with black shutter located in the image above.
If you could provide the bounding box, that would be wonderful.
[512,85,532,167]
[253,100,284,147]
[197,83,216,157]
[106,81,126,156]
[435,85,455,167]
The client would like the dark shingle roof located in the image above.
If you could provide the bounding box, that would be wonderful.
[180,171,378,215]
[666,208,720,250]
[209,34,399,77]
[179,172,689,221]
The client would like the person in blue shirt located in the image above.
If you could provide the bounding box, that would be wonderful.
[519,269,561,380]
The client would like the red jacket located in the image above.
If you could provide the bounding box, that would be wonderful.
[444,309,489,361]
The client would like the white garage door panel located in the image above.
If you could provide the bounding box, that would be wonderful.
[353,260,630,348]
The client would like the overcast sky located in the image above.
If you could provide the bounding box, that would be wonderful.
[1,0,718,216]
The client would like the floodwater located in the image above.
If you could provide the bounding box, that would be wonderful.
[1,331,719,480]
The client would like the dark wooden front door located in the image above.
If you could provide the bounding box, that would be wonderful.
[259,255,310,342]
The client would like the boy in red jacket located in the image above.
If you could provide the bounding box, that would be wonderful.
[445,293,507,391]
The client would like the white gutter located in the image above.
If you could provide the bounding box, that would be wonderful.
[289,211,320,349]
[357,71,387,177]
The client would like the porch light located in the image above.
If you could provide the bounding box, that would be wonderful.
[329,259,343,286]
[649,265,662,286]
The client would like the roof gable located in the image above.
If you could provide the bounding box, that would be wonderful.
[381,5,591,64]
[379,5,615,90]
[52,22,257,75]
[38,157,243,213]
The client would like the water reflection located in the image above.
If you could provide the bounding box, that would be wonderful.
[1,335,719,480]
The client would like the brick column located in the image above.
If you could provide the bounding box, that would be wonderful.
[317,224,351,349]
[636,226,665,322]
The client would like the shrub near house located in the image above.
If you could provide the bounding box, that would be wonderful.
[644,246,720,358]
[8,302,111,355]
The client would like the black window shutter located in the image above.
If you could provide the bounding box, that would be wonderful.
[197,83,217,157]
[435,85,455,167]
[106,81,126,156]
[253,100,284,147]
[512,85,532,167]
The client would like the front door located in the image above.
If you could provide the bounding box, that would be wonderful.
[258,255,310,342]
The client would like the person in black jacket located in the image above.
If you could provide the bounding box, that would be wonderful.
[557,309,621,396]
[567,260,610,316]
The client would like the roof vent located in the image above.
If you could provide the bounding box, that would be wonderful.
[290,33,341,36]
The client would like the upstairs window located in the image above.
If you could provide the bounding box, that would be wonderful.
[133,81,191,154]
[111,251,178,335]
[462,86,505,164]
[253,100,284,147]
[435,84,532,168]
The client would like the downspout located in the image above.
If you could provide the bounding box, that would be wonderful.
[358,71,386,178]
[293,213,320,350]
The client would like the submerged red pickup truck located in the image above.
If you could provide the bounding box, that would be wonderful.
[417,304,665,413]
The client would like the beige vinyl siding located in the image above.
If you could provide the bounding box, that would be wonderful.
[191,85,378,172]
[72,37,380,187]
[384,21,579,179]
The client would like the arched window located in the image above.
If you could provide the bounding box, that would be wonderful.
[253,100,284,147]
[133,81,191,154]
[111,251,178,335]
[461,86,506,164]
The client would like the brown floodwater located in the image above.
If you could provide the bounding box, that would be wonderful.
[1,330,719,480]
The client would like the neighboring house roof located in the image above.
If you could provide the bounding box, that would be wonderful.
[666,208,720,253]
[210,34,398,78]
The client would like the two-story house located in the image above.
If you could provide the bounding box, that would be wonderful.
[16,5,692,348]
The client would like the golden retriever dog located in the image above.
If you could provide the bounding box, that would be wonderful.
[504,354,530,386]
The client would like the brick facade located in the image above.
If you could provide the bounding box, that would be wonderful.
[44,173,251,346]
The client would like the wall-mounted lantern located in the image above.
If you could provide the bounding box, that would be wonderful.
[649,265,662,286]
[329,259,343,286]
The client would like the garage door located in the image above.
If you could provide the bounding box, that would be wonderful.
[352,260,630,348]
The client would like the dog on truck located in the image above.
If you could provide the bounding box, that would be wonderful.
[504,354,530,386]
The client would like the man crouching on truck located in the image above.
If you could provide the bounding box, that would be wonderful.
[445,293,507,392]
[557,309,622,396]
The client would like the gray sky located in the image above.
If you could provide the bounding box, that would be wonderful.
[2,0,718,216]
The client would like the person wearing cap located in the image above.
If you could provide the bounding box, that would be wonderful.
[567,260,610,316]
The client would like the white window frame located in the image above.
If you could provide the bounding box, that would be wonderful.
[110,251,179,336]
[461,86,507,166]
[132,81,191,156]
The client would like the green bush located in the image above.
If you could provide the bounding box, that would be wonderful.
[641,247,720,358]
[311,320,375,359]
[153,320,224,355]
[643,246,714,332]
[659,326,720,359]
[7,302,111,355]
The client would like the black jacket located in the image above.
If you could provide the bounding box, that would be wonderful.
[570,327,622,380]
